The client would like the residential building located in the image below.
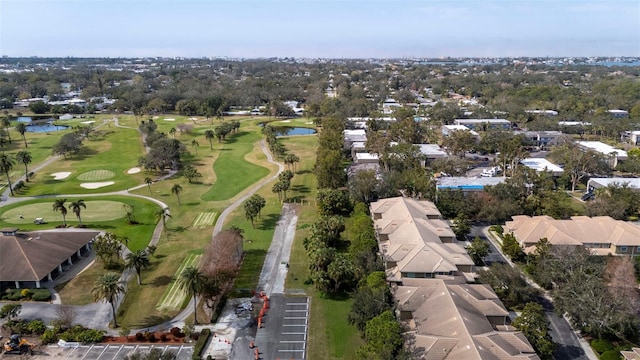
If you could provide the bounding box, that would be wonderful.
[397,278,539,360]
[525,110,558,117]
[436,177,506,192]
[343,129,367,150]
[576,141,628,168]
[621,348,640,360]
[453,119,511,131]
[558,121,591,127]
[504,215,640,256]
[370,197,476,284]
[520,158,564,176]
[354,152,379,165]
[441,124,479,137]
[417,144,448,165]
[608,109,629,118]
[621,130,640,145]
[587,177,640,192]
[514,130,565,149]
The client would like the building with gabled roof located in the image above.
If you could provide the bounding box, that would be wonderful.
[370,197,475,283]
[397,278,540,360]
[504,215,640,256]
[0,229,99,289]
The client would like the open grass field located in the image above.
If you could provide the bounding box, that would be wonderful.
[56,259,112,305]
[1,200,126,224]
[0,196,159,251]
[156,253,202,311]
[18,125,145,196]
[201,130,269,201]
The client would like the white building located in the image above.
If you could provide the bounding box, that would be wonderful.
[520,158,564,176]
[577,141,628,168]
[526,110,559,117]
[608,109,629,118]
[453,119,511,131]
[441,124,479,137]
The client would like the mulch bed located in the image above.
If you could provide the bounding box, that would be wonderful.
[102,329,194,345]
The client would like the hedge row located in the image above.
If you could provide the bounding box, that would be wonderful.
[192,328,211,360]
[1,288,51,301]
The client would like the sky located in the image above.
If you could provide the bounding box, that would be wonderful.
[0,0,639,58]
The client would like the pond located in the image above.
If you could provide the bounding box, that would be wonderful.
[16,117,33,123]
[271,126,317,136]
[26,124,70,133]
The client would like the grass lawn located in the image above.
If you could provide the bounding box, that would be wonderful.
[17,125,146,196]
[56,259,114,305]
[201,129,269,201]
[0,195,159,251]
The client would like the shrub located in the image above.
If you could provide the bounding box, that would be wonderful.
[144,331,154,341]
[0,303,22,318]
[192,328,211,360]
[600,350,622,360]
[7,289,23,301]
[135,332,144,341]
[160,334,168,342]
[41,329,59,345]
[170,327,183,337]
[591,338,614,354]
[31,289,52,301]
[27,319,47,334]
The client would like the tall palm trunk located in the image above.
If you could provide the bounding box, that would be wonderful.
[4,170,13,196]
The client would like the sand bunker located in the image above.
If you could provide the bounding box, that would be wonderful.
[164,118,175,121]
[306,121,314,124]
[51,172,71,180]
[80,120,95,124]
[127,167,141,174]
[80,181,115,189]
[280,120,291,123]
[152,116,159,120]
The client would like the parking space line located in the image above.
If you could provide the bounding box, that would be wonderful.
[279,349,306,352]
[284,316,307,319]
[283,324,306,326]
[280,340,306,343]
[282,332,307,335]
[285,309,308,312]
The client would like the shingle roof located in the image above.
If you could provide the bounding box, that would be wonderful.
[398,278,539,360]
[505,215,640,254]
[0,230,99,282]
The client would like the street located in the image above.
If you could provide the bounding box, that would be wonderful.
[470,226,592,360]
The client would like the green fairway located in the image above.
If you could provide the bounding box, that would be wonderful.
[156,253,202,311]
[201,130,269,201]
[2,200,126,224]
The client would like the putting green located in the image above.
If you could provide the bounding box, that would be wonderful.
[77,170,116,181]
[2,200,127,224]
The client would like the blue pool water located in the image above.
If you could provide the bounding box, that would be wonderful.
[26,124,70,133]
[16,117,33,123]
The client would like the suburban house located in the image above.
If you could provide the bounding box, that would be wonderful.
[525,110,558,117]
[519,158,564,176]
[587,177,640,192]
[504,215,640,256]
[576,141,628,168]
[436,177,506,193]
[0,229,100,289]
[343,129,367,150]
[453,119,512,131]
[621,347,640,360]
[397,278,539,360]
[370,197,539,359]
[441,124,480,138]
[514,130,566,149]
[417,144,448,165]
[608,109,629,118]
[621,130,640,145]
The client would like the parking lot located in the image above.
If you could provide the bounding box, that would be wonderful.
[30,344,194,360]
[254,294,309,360]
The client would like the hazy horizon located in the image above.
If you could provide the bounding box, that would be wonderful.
[1,0,639,58]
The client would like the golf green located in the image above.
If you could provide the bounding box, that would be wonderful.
[2,200,127,224]
[77,170,116,181]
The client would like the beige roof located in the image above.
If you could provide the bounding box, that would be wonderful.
[371,197,474,278]
[397,278,539,360]
[505,215,640,254]
[0,231,99,282]
[622,348,640,360]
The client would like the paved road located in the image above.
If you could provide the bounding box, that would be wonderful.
[473,226,594,360]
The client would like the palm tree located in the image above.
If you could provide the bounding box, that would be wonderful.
[125,249,151,285]
[91,272,126,328]
[144,177,153,194]
[70,199,86,224]
[52,198,68,226]
[178,266,205,324]
[0,153,15,196]
[171,183,182,205]
[15,150,32,182]
[204,130,214,150]
[15,123,28,148]
[154,207,171,230]
[1,117,11,144]
[191,139,199,156]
